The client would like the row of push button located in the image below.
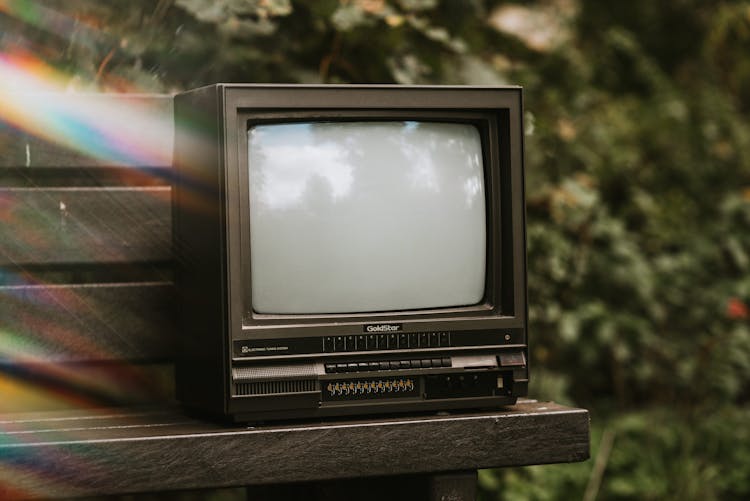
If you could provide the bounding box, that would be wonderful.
[324,358,451,373]
[324,332,450,353]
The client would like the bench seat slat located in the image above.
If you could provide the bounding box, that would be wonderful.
[0,401,590,498]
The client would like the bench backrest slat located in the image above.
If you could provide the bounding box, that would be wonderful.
[0,186,171,265]
[0,94,176,408]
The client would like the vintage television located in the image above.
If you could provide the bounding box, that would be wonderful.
[173,84,527,422]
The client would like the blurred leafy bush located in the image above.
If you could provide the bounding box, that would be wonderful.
[3,0,750,499]
[480,405,750,501]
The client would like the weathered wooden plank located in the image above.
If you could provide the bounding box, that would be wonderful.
[0,94,173,168]
[0,166,173,188]
[0,401,589,499]
[0,124,25,167]
[0,187,171,265]
[0,282,174,362]
[0,364,174,414]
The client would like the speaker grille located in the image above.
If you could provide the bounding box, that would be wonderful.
[235,379,318,396]
[232,364,321,381]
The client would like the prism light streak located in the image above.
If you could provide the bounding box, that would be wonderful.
[0,409,104,498]
[0,5,184,496]
[0,357,169,497]
[0,51,173,363]
[0,278,177,364]
[0,186,173,268]
[0,365,155,499]
[0,51,173,167]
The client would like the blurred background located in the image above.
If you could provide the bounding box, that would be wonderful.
[2,0,750,499]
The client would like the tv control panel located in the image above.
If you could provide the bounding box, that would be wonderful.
[227,328,527,422]
[324,358,452,373]
[324,332,450,352]
[232,329,524,359]
[229,350,527,421]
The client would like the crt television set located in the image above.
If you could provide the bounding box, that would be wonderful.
[173,84,527,422]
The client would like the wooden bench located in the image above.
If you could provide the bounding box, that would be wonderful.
[0,93,589,499]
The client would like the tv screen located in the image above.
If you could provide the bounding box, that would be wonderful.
[247,121,487,315]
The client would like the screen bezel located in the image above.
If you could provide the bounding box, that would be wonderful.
[239,111,499,320]
[220,86,525,339]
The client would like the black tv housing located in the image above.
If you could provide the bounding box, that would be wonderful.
[173,84,527,422]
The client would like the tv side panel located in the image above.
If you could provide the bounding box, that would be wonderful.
[173,85,228,415]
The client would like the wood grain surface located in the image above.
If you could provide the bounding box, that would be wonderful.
[0,187,171,265]
[0,400,589,499]
[0,282,174,362]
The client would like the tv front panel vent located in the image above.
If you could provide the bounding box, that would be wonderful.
[232,363,322,381]
[235,379,318,396]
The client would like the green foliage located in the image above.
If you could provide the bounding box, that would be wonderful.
[517,3,750,414]
[3,0,750,499]
[481,407,750,501]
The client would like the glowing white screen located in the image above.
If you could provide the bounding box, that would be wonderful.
[248,121,486,314]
